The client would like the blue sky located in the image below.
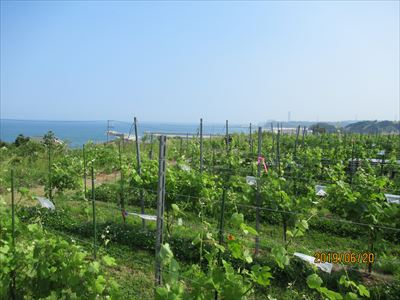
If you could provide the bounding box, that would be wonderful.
[1,1,399,123]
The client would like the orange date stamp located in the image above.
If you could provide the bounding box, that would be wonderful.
[314,252,375,264]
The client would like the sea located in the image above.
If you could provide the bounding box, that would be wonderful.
[0,119,250,147]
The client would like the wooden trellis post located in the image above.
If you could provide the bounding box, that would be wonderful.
[91,166,97,259]
[301,126,306,148]
[271,123,275,164]
[200,118,204,173]
[149,133,154,160]
[294,125,300,154]
[155,135,167,286]
[250,123,254,174]
[118,141,125,220]
[134,117,145,229]
[255,127,262,255]
[83,144,87,197]
[225,120,229,153]
[11,169,16,299]
[48,143,52,201]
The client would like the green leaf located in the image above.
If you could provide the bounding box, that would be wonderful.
[89,261,100,273]
[240,223,258,236]
[192,233,202,245]
[18,187,30,196]
[0,245,9,254]
[229,241,242,259]
[300,219,309,230]
[168,258,180,282]
[357,284,370,298]
[271,246,289,269]
[133,173,141,183]
[155,287,169,299]
[102,255,116,266]
[94,275,106,294]
[171,204,180,213]
[243,249,253,263]
[160,243,174,263]
[231,213,244,228]
[27,223,40,233]
[319,287,343,300]
[344,292,358,300]
[214,243,225,253]
[306,273,322,289]
[251,265,272,286]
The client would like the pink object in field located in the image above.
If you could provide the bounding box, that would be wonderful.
[257,156,268,173]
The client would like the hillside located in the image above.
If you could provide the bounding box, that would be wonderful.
[345,120,400,134]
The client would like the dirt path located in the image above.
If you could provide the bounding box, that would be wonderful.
[94,171,120,185]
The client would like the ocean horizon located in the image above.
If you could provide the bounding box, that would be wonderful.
[0,119,250,147]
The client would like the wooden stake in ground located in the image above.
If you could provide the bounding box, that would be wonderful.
[134,117,145,229]
[118,140,125,221]
[91,166,97,259]
[83,144,87,197]
[255,127,262,255]
[250,123,254,174]
[225,120,229,154]
[48,143,52,201]
[200,118,203,173]
[11,169,16,300]
[155,135,167,286]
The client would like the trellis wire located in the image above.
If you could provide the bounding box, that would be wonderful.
[123,185,400,232]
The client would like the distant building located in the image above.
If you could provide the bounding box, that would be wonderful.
[268,127,312,135]
[31,136,64,145]
[106,130,135,141]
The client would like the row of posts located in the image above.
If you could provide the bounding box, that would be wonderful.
[82,118,303,283]
[14,118,287,295]
[32,118,309,295]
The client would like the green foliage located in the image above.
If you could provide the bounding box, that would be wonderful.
[43,131,56,146]
[339,275,370,299]
[47,154,83,194]
[155,243,184,300]
[0,199,119,299]
[157,214,272,299]
[88,183,119,203]
[310,123,339,134]
[14,134,30,147]
[306,273,342,299]
[306,272,371,300]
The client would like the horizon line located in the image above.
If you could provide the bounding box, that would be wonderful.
[2,117,396,124]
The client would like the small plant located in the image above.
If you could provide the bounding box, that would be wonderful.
[157,213,273,299]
